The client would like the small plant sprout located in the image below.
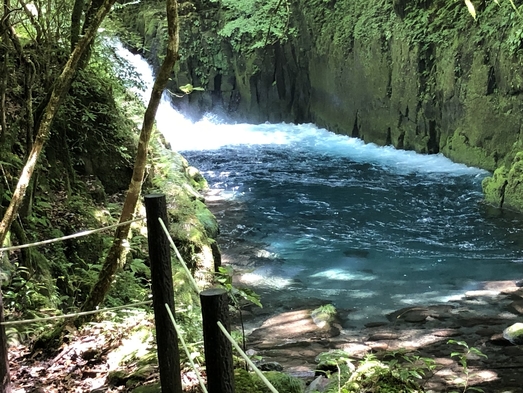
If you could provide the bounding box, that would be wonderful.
[447,339,488,393]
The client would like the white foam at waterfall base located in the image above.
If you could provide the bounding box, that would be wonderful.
[114,39,488,178]
[164,118,488,178]
[114,41,523,324]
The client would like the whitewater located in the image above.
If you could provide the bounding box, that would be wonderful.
[116,41,523,324]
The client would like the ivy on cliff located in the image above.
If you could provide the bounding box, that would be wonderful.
[219,0,296,51]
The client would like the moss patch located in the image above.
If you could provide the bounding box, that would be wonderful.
[235,369,304,393]
[483,151,523,211]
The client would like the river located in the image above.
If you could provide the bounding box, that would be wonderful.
[116,41,523,327]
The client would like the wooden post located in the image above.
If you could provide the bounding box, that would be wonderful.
[145,194,182,393]
[200,288,235,393]
[0,289,11,393]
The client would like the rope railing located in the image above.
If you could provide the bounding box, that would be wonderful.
[0,300,152,326]
[0,195,278,393]
[217,321,279,393]
[158,216,280,392]
[158,217,200,295]
[0,217,145,253]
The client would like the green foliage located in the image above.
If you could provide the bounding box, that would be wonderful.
[215,265,262,308]
[3,265,56,311]
[179,83,205,94]
[215,265,261,367]
[311,303,337,327]
[315,350,436,393]
[235,369,304,393]
[56,65,134,168]
[219,0,294,51]
[448,340,487,393]
[314,342,489,393]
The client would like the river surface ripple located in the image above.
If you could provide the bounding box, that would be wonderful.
[176,121,523,324]
[116,40,523,324]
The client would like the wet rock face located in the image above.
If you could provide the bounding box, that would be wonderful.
[483,151,523,211]
[120,0,523,210]
[173,1,523,170]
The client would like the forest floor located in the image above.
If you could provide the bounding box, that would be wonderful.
[8,310,202,392]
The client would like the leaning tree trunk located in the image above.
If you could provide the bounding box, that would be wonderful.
[81,0,180,315]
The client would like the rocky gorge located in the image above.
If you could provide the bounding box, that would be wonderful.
[111,1,523,390]
[116,0,523,211]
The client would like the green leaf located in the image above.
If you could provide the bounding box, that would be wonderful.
[179,84,194,94]
[179,84,204,94]
[469,347,488,358]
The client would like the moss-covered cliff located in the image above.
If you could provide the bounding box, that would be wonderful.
[116,0,523,211]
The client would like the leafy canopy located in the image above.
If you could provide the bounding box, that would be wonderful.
[219,0,294,51]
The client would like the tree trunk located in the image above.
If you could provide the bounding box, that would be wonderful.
[0,284,11,393]
[0,4,118,377]
[81,0,180,315]
[0,39,7,146]
[70,0,85,51]
[0,0,7,146]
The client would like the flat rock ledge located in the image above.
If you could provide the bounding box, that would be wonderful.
[240,280,523,393]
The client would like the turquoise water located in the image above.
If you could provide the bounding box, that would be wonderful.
[118,42,523,323]
[177,122,523,320]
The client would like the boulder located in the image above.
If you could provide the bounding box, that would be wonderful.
[305,375,330,393]
[506,299,523,316]
[258,361,284,372]
[387,307,430,323]
[503,323,523,345]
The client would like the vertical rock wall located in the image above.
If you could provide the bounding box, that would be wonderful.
[117,0,523,211]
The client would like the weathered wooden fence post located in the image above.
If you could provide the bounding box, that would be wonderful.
[200,288,235,393]
[0,288,11,393]
[145,194,182,393]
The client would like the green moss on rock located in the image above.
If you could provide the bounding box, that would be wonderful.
[483,151,523,211]
[441,129,497,171]
[482,165,508,208]
[235,369,304,393]
[503,322,523,345]
[311,303,337,329]
[501,151,523,210]
[131,384,161,393]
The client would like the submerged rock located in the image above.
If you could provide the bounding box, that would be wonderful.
[342,249,370,258]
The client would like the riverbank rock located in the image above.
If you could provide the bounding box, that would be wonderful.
[240,281,523,392]
[248,307,341,349]
[386,305,454,323]
[503,323,523,345]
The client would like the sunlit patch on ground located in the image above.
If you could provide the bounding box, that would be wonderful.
[9,310,167,392]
